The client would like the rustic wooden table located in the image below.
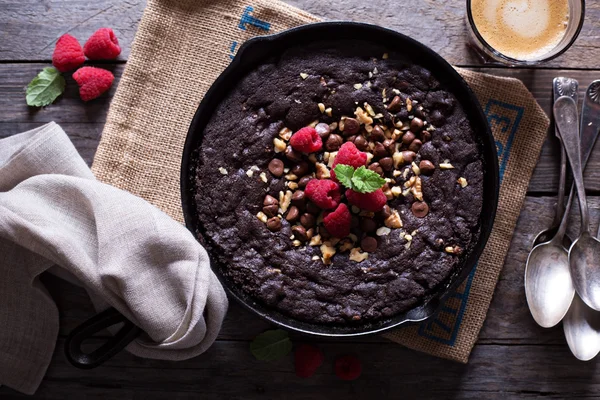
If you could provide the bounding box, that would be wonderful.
[1,1,600,398]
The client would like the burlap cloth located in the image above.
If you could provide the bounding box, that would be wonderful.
[92,0,549,363]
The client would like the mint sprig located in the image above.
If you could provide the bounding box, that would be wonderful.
[26,67,65,107]
[334,164,386,193]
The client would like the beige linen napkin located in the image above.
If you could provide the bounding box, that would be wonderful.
[0,122,228,395]
[92,0,549,363]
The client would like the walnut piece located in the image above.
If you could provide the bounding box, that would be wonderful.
[279,127,292,141]
[458,177,468,187]
[349,247,369,263]
[273,138,286,153]
[354,107,373,125]
[320,242,336,264]
[384,209,403,229]
[315,162,330,179]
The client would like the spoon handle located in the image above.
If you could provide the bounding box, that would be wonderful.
[555,96,589,233]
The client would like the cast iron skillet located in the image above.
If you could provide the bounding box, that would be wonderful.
[65,22,499,368]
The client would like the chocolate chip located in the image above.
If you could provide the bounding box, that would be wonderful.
[368,162,384,177]
[360,218,377,232]
[419,160,435,175]
[402,132,415,145]
[306,228,315,240]
[380,205,392,220]
[286,206,300,222]
[414,106,426,119]
[268,159,284,177]
[382,139,395,154]
[315,122,331,139]
[421,131,432,142]
[326,134,343,151]
[370,125,385,142]
[401,151,416,163]
[291,190,305,207]
[354,135,368,151]
[300,213,316,228]
[379,157,393,171]
[266,217,282,231]
[410,117,424,133]
[306,201,320,214]
[343,117,360,135]
[387,96,402,112]
[291,162,310,177]
[319,226,331,239]
[411,201,429,218]
[285,146,302,163]
[298,175,312,188]
[374,142,388,158]
[263,204,279,218]
[263,195,279,206]
[361,236,378,252]
[408,139,422,153]
[292,225,308,241]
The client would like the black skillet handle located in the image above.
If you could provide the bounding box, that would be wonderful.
[65,307,142,369]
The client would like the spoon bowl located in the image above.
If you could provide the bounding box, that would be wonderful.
[525,240,574,327]
[563,293,600,361]
[569,232,600,311]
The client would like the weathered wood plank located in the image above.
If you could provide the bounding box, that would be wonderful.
[1,0,599,69]
[1,338,599,399]
[2,64,600,192]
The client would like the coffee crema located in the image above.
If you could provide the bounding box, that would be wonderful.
[470,0,569,60]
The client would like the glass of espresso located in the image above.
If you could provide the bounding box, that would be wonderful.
[466,0,585,65]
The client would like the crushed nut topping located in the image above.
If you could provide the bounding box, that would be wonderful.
[384,209,403,229]
[406,98,413,112]
[279,190,292,213]
[376,226,391,236]
[309,234,322,246]
[311,255,320,261]
[411,176,423,201]
[353,83,363,90]
[411,162,420,176]
[391,186,402,197]
[279,127,292,141]
[327,152,338,168]
[256,212,268,223]
[445,245,463,254]
[439,161,455,169]
[320,242,336,264]
[218,167,228,175]
[315,162,330,179]
[287,182,298,190]
[458,177,468,187]
[285,173,298,181]
[354,107,374,125]
[325,107,333,117]
[293,240,303,247]
[349,247,369,262]
[318,103,326,113]
[246,170,254,178]
[300,72,309,80]
[364,102,376,117]
[382,52,389,59]
[273,138,286,153]
[393,170,402,177]
[339,240,354,252]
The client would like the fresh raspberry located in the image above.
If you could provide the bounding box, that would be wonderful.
[72,67,114,101]
[290,127,322,153]
[51,34,85,72]
[294,344,324,378]
[323,203,351,238]
[334,355,362,381]
[83,28,121,60]
[345,189,387,212]
[330,142,368,182]
[305,179,341,210]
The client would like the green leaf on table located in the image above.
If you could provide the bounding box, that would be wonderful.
[250,329,292,361]
[351,166,386,193]
[334,164,355,189]
[26,67,65,107]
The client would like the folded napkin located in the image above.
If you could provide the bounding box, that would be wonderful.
[0,122,228,395]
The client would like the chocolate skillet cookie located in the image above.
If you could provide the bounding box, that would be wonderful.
[194,41,484,324]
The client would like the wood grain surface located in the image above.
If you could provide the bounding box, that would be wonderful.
[1,0,600,399]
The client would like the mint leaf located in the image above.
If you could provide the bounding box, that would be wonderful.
[334,164,355,189]
[351,166,386,193]
[26,67,65,107]
[250,329,292,361]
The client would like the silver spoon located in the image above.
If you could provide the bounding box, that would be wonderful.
[564,80,600,360]
[524,79,578,328]
[564,293,600,361]
[555,96,600,312]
